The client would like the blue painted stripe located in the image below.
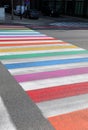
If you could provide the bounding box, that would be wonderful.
[5,57,88,69]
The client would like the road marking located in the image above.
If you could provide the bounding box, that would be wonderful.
[2,54,88,64]
[0,43,71,49]
[5,57,88,69]
[0,50,87,60]
[19,74,88,91]
[0,48,84,56]
[8,62,88,75]
[26,82,88,102]
[48,108,88,130]
[37,94,88,117]
[0,39,63,44]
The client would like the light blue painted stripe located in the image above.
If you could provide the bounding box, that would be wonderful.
[0,32,41,35]
[0,34,46,36]
[0,33,46,36]
[5,57,88,69]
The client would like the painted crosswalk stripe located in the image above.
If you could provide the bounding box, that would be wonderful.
[0,40,63,44]
[0,45,77,52]
[0,43,71,49]
[0,30,36,32]
[0,25,88,130]
[37,94,88,117]
[14,67,88,82]
[0,31,41,34]
[0,50,87,60]
[0,36,56,40]
[26,82,88,102]
[19,74,88,91]
[2,54,88,64]
[0,34,46,36]
[8,62,88,75]
[0,48,84,56]
[48,108,88,130]
[0,37,55,41]
[5,57,88,69]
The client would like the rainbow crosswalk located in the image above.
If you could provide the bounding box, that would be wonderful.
[0,25,88,130]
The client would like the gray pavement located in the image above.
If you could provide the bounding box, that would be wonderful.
[2,13,56,25]
[38,30,88,50]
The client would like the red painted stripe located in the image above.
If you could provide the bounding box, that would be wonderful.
[48,108,88,130]
[26,82,88,102]
[0,42,66,47]
[0,37,56,41]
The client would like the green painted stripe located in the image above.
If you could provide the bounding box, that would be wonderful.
[0,50,88,60]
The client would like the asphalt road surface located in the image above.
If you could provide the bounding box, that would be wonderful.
[38,30,88,49]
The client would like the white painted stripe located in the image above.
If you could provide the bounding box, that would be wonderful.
[0,40,63,44]
[0,43,71,49]
[0,30,34,32]
[0,30,41,35]
[2,54,88,64]
[19,74,88,90]
[0,37,55,40]
[0,32,40,34]
[9,62,88,75]
[0,97,16,130]
[0,48,84,56]
[37,94,88,117]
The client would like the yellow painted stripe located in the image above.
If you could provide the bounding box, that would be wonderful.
[0,45,78,52]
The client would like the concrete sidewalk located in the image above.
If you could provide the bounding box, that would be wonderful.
[2,13,88,26]
[2,13,56,25]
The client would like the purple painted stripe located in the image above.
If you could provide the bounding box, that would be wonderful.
[14,67,88,82]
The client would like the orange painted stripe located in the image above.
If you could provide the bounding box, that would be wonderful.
[0,42,67,47]
[48,108,88,130]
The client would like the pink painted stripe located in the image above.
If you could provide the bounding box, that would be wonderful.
[26,82,88,103]
[14,67,88,82]
[0,35,46,38]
